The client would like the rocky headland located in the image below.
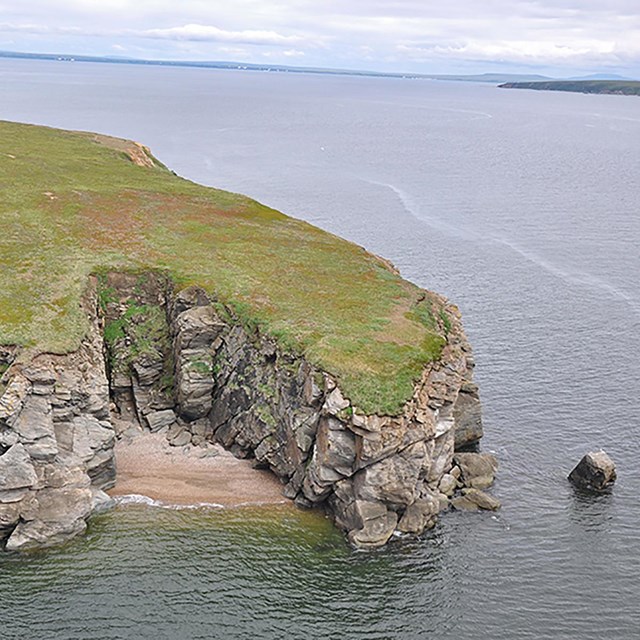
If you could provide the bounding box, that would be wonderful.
[499,79,640,96]
[0,121,497,551]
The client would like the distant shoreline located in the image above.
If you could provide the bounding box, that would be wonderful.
[3,49,634,86]
[499,80,640,96]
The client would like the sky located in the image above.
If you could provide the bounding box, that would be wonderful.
[1,1,639,77]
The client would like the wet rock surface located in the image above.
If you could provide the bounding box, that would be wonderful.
[568,451,617,492]
[0,273,492,551]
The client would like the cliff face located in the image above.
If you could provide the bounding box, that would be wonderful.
[0,273,483,551]
[0,281,114,550]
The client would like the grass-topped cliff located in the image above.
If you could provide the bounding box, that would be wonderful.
[498,80,640,96]
[0,120,451,415]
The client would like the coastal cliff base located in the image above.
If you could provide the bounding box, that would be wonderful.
[0,272,490,552]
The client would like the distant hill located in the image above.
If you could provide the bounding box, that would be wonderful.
[0,50,553,83]
[498,80,640,96]
[567,73,634,81]
[426,73,552,83]
[0,50,636,87]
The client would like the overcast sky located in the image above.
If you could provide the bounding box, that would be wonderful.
[1,1,639,76]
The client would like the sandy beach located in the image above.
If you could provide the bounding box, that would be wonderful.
[108,431,290,507]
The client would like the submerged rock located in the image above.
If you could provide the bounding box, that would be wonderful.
[568,450,617,492]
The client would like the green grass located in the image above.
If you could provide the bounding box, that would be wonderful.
[0,120,451,415]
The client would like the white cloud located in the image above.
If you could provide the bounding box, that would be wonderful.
[1,2,640,74]
[138,24,306,46]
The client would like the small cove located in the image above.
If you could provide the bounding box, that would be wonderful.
[1,59,639,638]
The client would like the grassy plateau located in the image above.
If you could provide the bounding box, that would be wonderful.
[0,121,449,415]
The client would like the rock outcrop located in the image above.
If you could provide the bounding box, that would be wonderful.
[568,451,617,492]
[0,272,492,551]
[0,280,114,551]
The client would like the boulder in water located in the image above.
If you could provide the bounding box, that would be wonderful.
[568,450,616,491]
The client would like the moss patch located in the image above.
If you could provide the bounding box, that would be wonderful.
[0,120,450,415]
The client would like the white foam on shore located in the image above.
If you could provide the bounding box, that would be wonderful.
[112,494,288,511]
[113,494,225,510]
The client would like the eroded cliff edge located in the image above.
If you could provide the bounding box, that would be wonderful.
[0,272,485,551]
[0,120,493,552]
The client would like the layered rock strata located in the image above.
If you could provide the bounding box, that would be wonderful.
[0,281,114,551]
[0,272,488,551]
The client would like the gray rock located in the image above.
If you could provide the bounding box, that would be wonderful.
[6,484,93,551]
[323,387,349,415]
[453,382,483,449]
[353,443,426,507]
[0,373,31,422]
[24,438,59,462]
[348,500,398,548]
[0,428,19,449]
[6,518,87,552]
[397,495,439,534]
[454,452,498,489]
[132,354,164,387]
[12,394,55,444]
[91,489,114,512]
[460,488,501,511]
[438,473,458,497]
[568,450,616,491]
[168,430,192,447]
[0,502,20,534]
[146,409,176,432]
[0,443,38,494]
[450,495,480,511]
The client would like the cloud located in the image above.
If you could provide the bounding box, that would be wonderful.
[137,24,307,46]
[1,1,640,74]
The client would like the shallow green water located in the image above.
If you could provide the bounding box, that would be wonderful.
[1,505,454,639]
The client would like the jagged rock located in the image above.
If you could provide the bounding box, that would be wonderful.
[323,387,349,415]
[450,495,479,511]
[454,452,498,489]
[435,491,450,511]
[0,502,21,535]
[0,444,38,500]
[354,442,427,507]
[453,382,483,449]
[348,500,398,548]
[91,489,114,512]
[438,473,458,496]
[0,373,31,422]
[0,270,485,552]
[6,483,93,551]
[428,423,455,483]
[5,516,87,552]
[568,450,617,491]
[132,354,164,387]
[11,395,58,461]
[315,417,356,479]
[168,430,192,447]
[146,409,176,432]
[397,494,440,534]
[71,416,114,462]
[173,304,223,421]
[452,488,501,511]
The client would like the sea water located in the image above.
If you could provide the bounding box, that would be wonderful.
[1,59,639,639]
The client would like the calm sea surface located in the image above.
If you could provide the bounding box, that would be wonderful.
[1,59,640,639]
